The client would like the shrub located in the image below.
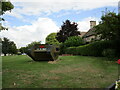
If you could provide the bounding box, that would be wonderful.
[59,43,66,55]
[65,40,114,57]
[60,36,84,54]
[102,49,116,58]
[65,47,77,55]
[64,36,84,47]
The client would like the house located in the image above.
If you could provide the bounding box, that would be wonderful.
[82,21,99,43]
[79,32,86,37]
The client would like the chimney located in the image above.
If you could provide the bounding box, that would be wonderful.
[90,21,96,29]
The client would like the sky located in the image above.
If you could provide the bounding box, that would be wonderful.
[0,0,119,48]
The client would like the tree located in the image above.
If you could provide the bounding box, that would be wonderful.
[45,33,60,45]
[2,37,17,56]
[0,0,14,31]
[26,41,41,49]
[19,47,27,54]
[2,37,9,56]
[64,36,84,47]
[95,12,120,56]
[56,20,80,43]
[95,12,120,41]
[9,41,17,54]
[19,41,41,54]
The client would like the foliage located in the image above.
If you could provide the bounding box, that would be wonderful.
[65,40,114,56]
[19,41,41,54]
[56,20,80,43]
[0,0,14,30]
[64,36,84,47]
[65,47,77,55]
[59,43,66,54]
[102,49,116,58]
[2,37,17,56]
[26,41,41,49]
[45,33,60,45]
[0,0,14,15]
[94,12,120,56]
[60,36,84,54]
[95,12,120,41]
[19,47,27,54]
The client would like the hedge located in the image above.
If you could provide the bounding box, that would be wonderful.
[65,40,114,57]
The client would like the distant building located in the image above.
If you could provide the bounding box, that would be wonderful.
[79,32,86,37]
[82,21,99,43]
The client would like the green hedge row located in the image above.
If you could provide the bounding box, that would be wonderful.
[65,40,114,57]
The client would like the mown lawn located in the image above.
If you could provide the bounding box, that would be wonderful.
[2,55,118,88]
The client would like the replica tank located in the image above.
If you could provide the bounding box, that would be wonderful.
[27,44,59,61]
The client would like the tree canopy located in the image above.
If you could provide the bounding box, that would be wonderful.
[0,0,14,15]
[0,0,14,30]
[26,41,41,49]
[2,37,17,56]
[45,33,60,45]
[56,20,80,43]
[95,12,120,56]
[95,12,120,41]
[19,41,41,54]
[19,47,27,54]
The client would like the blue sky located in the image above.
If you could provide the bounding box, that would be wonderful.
[0,0,119,48]
[3,6,118,27]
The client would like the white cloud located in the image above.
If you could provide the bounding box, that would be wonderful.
[77,17,99,32]
[0,18,59,48]
[7,0,119,18]
[1,0,119,49]
[56,12,71,18]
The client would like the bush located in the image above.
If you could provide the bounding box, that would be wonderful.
[64,36,84,47]
[59,43,66,55]
[65,40,114,57]
[102,49,116,58]
[60,36,84,54]
[65,47,77,55]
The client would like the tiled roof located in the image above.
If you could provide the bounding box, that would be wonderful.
[82,28,96,38]
[79,32,86,37]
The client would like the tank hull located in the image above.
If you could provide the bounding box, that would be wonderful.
[26,44,59,61]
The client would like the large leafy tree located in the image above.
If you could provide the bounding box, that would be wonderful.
[8,41,17,54]
[95,12,120,56]
[2,37,9,56]
[95,12,120,41]
[45,33,60,45]
[2,37,17,56]
[0,0,14,30]
[56,20,80,43]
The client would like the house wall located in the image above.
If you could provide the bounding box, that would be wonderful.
[83,35,95,42]
[83,35,101,43]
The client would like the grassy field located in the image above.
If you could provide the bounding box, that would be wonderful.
[2,55,118,88]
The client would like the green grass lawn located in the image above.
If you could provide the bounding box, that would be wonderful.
[2,55,118,88]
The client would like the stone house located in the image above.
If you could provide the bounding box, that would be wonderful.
[82,21,99,43]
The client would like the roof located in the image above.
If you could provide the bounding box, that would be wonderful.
[82,28,96,38]
[79,32,86,37]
